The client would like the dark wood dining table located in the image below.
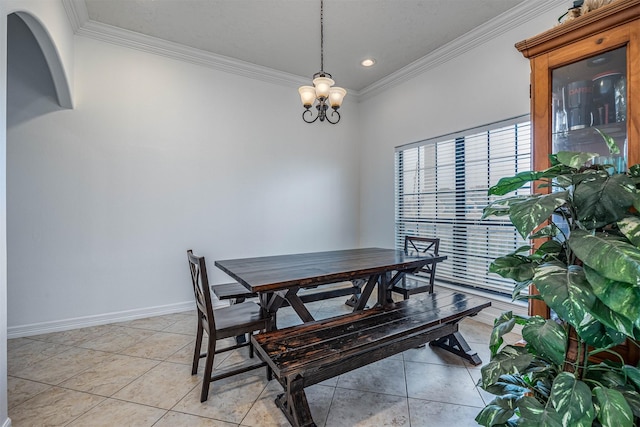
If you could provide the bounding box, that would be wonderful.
[214,247,447,323]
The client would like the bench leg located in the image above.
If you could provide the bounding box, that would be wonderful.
[228,297,249,344]
[276,375,316,427]
[430,330,483,366]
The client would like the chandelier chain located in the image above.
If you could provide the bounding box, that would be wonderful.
[320,0,324,73]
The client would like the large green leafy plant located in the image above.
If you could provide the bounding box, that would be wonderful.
[476,149,640,427]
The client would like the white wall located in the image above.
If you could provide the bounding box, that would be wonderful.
[358,3,569,248]
[7,33,360,333]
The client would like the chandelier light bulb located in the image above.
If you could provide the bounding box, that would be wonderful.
[298,86,316,108]
[312,76,335,99]
[328,87,347,108]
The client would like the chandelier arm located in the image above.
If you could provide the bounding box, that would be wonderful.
[302,109,319,124]
[325,109,341,124]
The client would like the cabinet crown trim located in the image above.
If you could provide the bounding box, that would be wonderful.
[516,0,640,58]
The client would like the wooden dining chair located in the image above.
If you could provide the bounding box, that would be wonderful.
[392,236,440,300]
[187,250,272,402]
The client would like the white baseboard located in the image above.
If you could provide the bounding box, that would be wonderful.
[7,283,524,338]
[7,301,203,339]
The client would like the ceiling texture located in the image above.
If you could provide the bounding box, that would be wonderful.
[64,0,563,97]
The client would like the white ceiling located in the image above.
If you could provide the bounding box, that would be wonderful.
[81,0,527,92]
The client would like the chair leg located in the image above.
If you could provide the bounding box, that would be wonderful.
[200,334,217,402]
[249,339,254,358]
[192,321,204,375]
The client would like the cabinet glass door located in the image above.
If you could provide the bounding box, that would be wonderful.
[552,46,627,172]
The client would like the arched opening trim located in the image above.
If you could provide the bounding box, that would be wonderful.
[13,11,73,109]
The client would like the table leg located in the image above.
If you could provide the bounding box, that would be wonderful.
[377,272,394,305]
[353,274,379,311]
[285,288,315,323]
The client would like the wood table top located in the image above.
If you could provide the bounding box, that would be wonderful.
[214,247,447,293]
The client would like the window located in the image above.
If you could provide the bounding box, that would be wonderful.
[395,116,531,296]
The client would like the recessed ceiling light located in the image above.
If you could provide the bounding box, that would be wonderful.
[361,58,376,67]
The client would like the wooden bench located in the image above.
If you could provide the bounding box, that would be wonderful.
[212,281,363,307]
[251,291,490,427]
[211,282,257,302]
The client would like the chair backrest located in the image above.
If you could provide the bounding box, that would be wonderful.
[404,236,440,283]
[187,250,215,334]
[404,236,439,256]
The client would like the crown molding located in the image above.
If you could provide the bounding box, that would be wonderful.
[61,0,88,33]
[357,0,567,101]
[62,0,565,102]
[80,20,314,89]
[61,0,322,92]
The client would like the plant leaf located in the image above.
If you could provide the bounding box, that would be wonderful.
[482,195,532,219]
[489,312,529,356]
[621,390,640,418]
[488,164,574,196]
[517,396,563,427]
[484,374,532,397]
[536,240,563,256]
[593,386,634,427]
[533,262,624,347]
[621,365,640,390]
[585,266,640,331]
[480,345,535,387]
[509,191,569,239]
[489,255,537,282]
[580,318,626,348]
[512,280,532,301]
[533,263,595,330]
[490,312,515,356]
[522,317,567,366]
[530,224,559,239]
[630,164,640,177]
[573,172,636,230]
[569,229,640,286]
[618,216,640,248]
[556,151,599,168]
[586,364,629,389]
[549,372,595,427]
[475,395,517,426]
[594,128,621,155]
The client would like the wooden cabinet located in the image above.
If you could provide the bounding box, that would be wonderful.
[516,0,640,363]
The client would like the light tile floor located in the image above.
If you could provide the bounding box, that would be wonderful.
[8,296,520,426]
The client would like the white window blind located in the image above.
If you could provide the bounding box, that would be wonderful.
[394,116,531,296]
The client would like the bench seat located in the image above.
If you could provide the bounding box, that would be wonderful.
[213,281,362,307]
[211,282,257,301]
[252,290,490,427]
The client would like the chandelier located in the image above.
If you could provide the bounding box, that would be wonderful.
[298,0,347,124]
